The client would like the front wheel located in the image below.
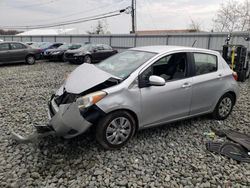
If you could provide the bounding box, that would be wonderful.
[26,55,36,65]
[212,93,234,120]
[95,111,136,149]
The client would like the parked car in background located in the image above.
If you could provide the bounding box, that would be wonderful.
[44,46,239,149]
[64,44,118,64]
[44,43,83,61]
[31,42,63,57]
[0,41,41,65]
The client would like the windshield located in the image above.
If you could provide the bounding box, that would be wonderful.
[78,44,92,51]
[58,44,69,49]
[68,44,82,50]
[38,42,52,48]
[31,42,51,48]
[96,50,156,79]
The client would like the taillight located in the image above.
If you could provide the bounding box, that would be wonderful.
[232,72,238,81]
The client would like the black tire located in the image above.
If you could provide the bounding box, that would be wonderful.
[84,55,92,64]
[95,111,136,150]
[238,70,246,82]
[26,55,36,65]
[212,93,235,120]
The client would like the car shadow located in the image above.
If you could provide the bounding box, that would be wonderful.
[34,114,212,156]
[9,114,213,175]
[0,62,27,67]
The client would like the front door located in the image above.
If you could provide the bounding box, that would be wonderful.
[0,43,11,63]
[139,52,193,127]
[9,43,28,62]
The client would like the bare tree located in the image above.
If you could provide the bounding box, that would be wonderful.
[0,29,22,35]
[87,20,110,34]
[213,0,250,32]
[188,19,201,31]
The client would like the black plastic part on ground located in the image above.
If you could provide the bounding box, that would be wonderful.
[210,127,250,151]
[206,141,250,163]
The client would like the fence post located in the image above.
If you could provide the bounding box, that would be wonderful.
[41,36,44,42]
[88,35,91,43]
[134,34,137,47]
[70,36,72,43]
[207,34,211,49]
[11,36,14,41]
[109,35,112,46]
[166,35,169,45]
[54,36,56,42]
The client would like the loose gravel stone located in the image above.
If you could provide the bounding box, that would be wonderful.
[0,61,249,187]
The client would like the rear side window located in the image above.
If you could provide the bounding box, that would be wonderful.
[0,43,10,51]
[194,53,217,75]
[10,43,26,50]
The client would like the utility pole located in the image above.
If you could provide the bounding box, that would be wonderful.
[131,0,136,33]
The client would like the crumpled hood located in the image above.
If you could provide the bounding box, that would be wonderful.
[64,63,116,94]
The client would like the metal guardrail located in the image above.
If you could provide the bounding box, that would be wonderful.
[1,32,249,52]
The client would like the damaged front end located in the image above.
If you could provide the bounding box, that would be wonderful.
[12,63,121,143]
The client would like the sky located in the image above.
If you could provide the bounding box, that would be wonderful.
[0,0,245,34]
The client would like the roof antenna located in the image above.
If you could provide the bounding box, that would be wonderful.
[192,40,197,47]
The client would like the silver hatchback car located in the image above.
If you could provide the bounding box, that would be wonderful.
[46,46,239,149]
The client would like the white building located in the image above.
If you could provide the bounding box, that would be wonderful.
[17,28,76,36]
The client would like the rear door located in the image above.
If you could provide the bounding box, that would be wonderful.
[9,43,28,62]
[0,43,11,63]
[190,52,225,115]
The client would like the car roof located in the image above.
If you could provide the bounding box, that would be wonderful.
[0,41,25,44]
[130,45,219,55]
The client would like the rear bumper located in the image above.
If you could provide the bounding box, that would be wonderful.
[48,97,92,138]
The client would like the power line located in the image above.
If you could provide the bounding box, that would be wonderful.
[31,0,127,23]
[0,8,129,30]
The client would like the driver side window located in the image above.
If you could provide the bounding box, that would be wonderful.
[141,52,188,83]
[153,53,187,81]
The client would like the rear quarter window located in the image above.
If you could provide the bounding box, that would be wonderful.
[194,53,217,75]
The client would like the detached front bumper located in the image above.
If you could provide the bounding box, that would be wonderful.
[48,97,92,138]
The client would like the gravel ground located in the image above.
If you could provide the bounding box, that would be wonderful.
[0,61,249,188]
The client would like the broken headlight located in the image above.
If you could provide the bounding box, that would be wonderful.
[76,91,107,109]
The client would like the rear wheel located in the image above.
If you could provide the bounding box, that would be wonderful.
[212,93,234,120]
[95,111,136,149]
[84,55,92,64]
[26,55,36,65]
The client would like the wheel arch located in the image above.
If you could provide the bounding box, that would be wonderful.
[106,108,139,133]
[225,91,237,105]
[25,53,35,59]
[212,90,237,112]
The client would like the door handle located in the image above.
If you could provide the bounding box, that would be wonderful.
[182,82,192,88]
[217,74,223,78]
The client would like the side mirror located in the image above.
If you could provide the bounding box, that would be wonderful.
[149,75,166,86]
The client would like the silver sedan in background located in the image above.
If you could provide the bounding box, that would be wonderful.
[45,46,240,149]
